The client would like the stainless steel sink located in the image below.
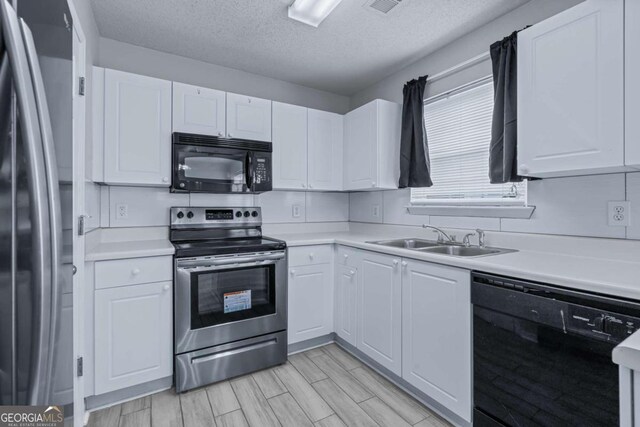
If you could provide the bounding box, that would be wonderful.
[366,238,515,257]
[418,245,512,257]
[366,238,441,249]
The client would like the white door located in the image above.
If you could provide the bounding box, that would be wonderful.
[402,260,471,422]
[226,92,272,141]
[626,0,640,168]
[94,281,173,394]
[172,82,226,137]
[288,263,333,344]
[103,69,172,186]
[517,0,624,178]
[308,109,343,191]
[335,264,358,346]
[357,252,402,375]
[272,102,308,190]
[344,101,378,190]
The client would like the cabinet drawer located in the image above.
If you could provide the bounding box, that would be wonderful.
[288,245,333,267]
[95,256,173,289]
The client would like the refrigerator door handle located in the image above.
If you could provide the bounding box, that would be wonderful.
[0,0,53,404]
[20,18,63,404]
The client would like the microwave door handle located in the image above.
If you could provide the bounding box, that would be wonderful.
[245,152,254,190]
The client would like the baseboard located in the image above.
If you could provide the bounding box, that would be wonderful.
[85,376,173,411]
[288,333,336,354]
[333,337,471,427]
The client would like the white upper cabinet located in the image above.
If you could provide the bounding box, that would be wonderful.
[172,82,226,137]
[402,260,471,422]
[308,109,343,191]
[344,99,401,191]
[273,102,308,190]
[226,92,272,141]
[517,0,625,178]
[102,69,172,186]
[357,251,402,376]
[626,0,640,169]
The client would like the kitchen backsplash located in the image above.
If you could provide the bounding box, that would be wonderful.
[351,172,638,240]
[85,172,639,240]
[85,186,349,229]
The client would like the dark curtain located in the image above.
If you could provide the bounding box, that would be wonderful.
[489,31,523,184]
[399,75,432,188]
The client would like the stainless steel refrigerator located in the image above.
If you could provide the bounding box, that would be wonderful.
[0,0,73,411]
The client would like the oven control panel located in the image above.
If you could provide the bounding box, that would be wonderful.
[171,207,262,227]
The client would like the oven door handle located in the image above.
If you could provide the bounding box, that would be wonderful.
[177,252,286,269]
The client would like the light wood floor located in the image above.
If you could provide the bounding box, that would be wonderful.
[88,343,453,427]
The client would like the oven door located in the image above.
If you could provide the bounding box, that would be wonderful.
[172,142,250,193]
[175,251,287,354]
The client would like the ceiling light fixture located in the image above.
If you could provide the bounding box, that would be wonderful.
[288,0,344,28]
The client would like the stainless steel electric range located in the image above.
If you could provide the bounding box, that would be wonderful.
[170,207,288,393]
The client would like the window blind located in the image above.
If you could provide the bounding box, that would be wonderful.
[411,79,526,204]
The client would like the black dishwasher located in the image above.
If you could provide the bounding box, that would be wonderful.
[471,272,640,427]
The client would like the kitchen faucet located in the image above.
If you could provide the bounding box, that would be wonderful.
[462,232,476,247]
[476,229,486,248]
[422,225,456,244]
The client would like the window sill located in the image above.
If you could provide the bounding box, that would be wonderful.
[406,204,535,219]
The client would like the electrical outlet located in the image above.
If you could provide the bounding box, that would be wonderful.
[116,203,128,219]
[292,204,301,218]
[372,205,380,218]
[608,201,630,226]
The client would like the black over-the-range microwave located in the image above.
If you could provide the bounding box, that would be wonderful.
[171,132,273,194]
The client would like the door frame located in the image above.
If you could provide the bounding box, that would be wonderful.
[66,0,86,424]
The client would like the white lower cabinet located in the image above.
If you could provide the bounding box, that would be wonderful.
[94,280,173,394]
[401,260,471,422]
[335,264,358,346]
[357,251,402,376]
[288,246,333,344]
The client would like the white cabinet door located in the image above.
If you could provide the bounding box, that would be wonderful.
[288,263,333,344]
[103,69,172,186]
[226,93,272,141]
[335,264,358,346]
[344,101,378,190]
[272,102,308,190]
[626,0,640,168]
[518,0,624,178]
[308,109,343,191]
[357,251,402,375]
[402,261,471,422]
[94,281,173,394]
[172,82,226,137]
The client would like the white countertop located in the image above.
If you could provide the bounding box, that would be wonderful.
[272,230,640,301]
[85,239,175,261]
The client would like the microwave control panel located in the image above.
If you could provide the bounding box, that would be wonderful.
[252,153,272,192]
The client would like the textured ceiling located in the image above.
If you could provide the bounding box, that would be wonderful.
[90,0,530,95]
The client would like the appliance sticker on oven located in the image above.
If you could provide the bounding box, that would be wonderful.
[224,290,252,313]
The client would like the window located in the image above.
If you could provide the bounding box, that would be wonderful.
[410,78,526,205]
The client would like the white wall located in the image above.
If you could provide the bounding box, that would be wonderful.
[349,0,582,108]
[98,38,350,114]
[346,0,639,241]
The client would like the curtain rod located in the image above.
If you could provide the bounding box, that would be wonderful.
[426,51,491,84]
